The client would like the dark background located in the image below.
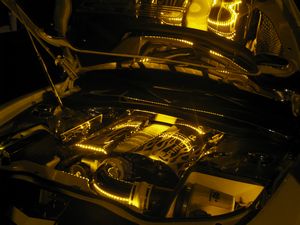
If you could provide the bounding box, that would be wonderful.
[0,29,48,105]
[0,1,55,105]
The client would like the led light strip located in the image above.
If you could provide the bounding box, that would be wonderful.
[208,0,242,40]
[92,182,129,203]
[111,121,142,131]
[209,50,224,58]
[208,1,242,27]
[209,50,248,72]
[176,123,206,136]
[145,35,194,46]
[75,143,107,154]
[208,25,237,40]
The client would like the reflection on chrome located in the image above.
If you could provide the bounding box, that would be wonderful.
[136,0,190,26]
[159,132,193,152]
[208,0,242,40]
[135,0,244,40]
[144,35,194,46]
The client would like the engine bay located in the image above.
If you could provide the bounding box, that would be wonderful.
[58,109,242,217]
[0,104,290,220]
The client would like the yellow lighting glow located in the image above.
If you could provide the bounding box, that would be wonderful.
[75,143,107,154]
[155,114,177,124]
[111,121,142,131]
[92,182,129,203]
[128,182,152,210]
[148,155,161,161]
[209,50,224,58]
[216,70,230,74]
[207,1,241,27]
[174,66,203,76]
[145,36,194,46]
[161,16,182,22]
[63,170,90,181]
[140,57,150,63]
[186,0,213,31]
[209,50,248,72]
[176,123,206,135]
[159,132,193,152]
[207,0,242,40]
[207,25,237,39]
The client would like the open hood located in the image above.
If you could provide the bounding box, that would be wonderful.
[1,0,300,115]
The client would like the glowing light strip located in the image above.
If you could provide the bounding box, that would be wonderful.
[92,182,129,203]
[111,121,142,131]
[132,109,157,115]
[208,25,236,40]
[75,143,107,154]
[124,96,225,117]
[207,1,242,27]
[207,0,242,40]
[209,50,248,72]
[215,69,230,74]
[176,123,206,135]
[161,17,183,24]
[209,50,224,58]
[160,14,182,22]
[62,171,90,181]
[145,35,194,46]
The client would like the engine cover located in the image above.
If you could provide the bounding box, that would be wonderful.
[72,110,222,178]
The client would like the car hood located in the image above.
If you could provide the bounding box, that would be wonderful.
[2,0,300,115]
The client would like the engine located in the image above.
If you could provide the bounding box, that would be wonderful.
[55,109,224,216]
[1,106,271,219]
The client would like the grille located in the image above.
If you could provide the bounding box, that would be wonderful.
[256,13,282,55]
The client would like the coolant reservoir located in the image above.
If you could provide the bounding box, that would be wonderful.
[175,184,235,217]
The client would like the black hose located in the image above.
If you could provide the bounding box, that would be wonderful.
[92,165,174,216]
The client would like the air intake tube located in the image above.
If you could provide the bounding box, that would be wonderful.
[91,163,173,216]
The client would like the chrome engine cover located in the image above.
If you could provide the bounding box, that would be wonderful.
[72,110,222,178]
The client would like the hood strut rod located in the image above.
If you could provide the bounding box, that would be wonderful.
[27,30,63,108]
